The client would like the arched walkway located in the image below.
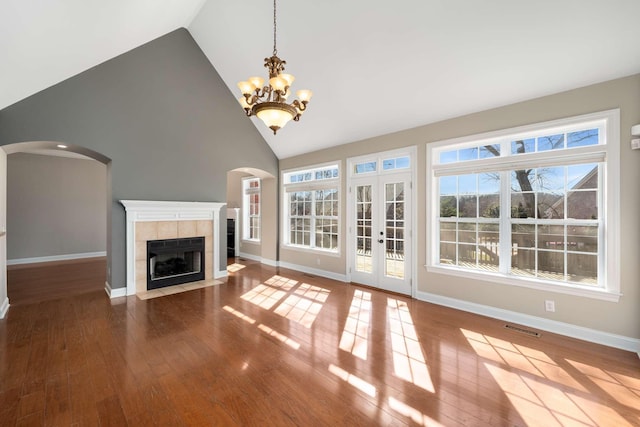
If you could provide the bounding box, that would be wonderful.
[226,167,278,266]
[0,141,112,316]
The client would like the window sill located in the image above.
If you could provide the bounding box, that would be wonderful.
[280,244,341,257]
[425,264,621,302]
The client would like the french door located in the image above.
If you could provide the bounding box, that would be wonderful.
[350,172,412,295]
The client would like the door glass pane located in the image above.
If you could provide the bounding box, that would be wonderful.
[384,182,404,279]
[356,185,373,273]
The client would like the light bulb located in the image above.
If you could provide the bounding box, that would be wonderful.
[269,76,287,92]
[237,81,256,95]
[296,89,313,102]
[248,76,265,89]
[280,73,295,86]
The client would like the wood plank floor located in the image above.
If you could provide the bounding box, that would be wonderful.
[7,258,106,306]
[1,258,639,426]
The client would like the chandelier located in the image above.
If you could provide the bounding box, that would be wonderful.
[237,0,312,134]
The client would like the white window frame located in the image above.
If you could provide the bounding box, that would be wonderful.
[426,109,620,301]
[242,177,261,242]
[282,162,340,254]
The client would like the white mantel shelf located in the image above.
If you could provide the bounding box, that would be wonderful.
[121,200,227,296]
[121,200,226,222]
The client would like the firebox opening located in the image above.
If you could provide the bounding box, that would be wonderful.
[147,237,205,290]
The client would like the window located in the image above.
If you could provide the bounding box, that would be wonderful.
[283,164,340,252]
[243,178,260,241]
[427,110,620,300]
[353,155,410,175]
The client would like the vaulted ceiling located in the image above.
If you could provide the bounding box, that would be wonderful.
[3,0,640,158]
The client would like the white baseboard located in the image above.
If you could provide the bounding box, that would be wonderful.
[8,251,107,266]
[236,253,279,268]
[237,253,347,282]
[0,297,9,319]
[278,261,348,283]
[214,269,228,279]
[416,290,640,355]
[238,252,263,263]
[261,258,279,267]
[104,281,127,299]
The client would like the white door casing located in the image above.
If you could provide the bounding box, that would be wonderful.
[347,148,416,296]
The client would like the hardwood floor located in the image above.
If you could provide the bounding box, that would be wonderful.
[1,258,639,426]
[7,258,106,306]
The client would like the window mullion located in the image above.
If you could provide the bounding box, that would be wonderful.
[310,191,317,248]
[499,169,511,274]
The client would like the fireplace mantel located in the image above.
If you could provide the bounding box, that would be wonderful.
[121,200,226,296]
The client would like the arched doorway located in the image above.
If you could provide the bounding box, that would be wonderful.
[226,167,278,266]
[0,141,111,314]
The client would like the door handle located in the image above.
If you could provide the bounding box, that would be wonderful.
[378,239,384,243]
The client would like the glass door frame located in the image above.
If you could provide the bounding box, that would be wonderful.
[346,147,417,296]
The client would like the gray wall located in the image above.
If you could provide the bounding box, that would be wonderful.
[7,153,106,260]
[0,28,278,288]
[281,73,640,340]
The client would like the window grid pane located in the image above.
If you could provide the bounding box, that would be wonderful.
[288,188,339,252]
[435,119,605,290]
[243,178,261,241]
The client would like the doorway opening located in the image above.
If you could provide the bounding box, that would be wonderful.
[347,147,417,296]
[2,141,111,308]
[226,167,277,271]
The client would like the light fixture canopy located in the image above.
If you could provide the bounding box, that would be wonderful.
[237,0,312,134]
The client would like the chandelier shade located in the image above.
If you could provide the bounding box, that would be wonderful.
[237,0,312,134]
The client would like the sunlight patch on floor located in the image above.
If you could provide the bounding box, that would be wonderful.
[566,359,640,410]
[388,397,444,426]
[339,289,371,360]
[293,283,331,302]
[328,364,377,397]
[264,275,299,291]
[461,328,587,391]
[240,276,300,310]
[387,298,434,392]
[239,275,330,328]
[483,363,635,426]
[227,263,246,273]
[222,305,300,350]
[240,284,287,310]
[271,282,331,328]
[258,324,301,350]
[222,305,256,324]
[274,294,324,328]
[461,328,639,426]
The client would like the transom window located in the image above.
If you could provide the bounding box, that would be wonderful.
[427,110,620,300]
[242,177,260,241]
[283,164,340,252]
[354,155,411,175]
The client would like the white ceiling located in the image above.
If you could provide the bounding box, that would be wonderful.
[3,1,640,159]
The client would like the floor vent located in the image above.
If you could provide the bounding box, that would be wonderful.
[302,273,316,278]
[504,324,541,338]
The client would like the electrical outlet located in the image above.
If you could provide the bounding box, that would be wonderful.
[545,300,556,312]
[316,258,321,266]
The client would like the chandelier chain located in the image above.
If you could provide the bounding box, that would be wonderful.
[273,0,277,56]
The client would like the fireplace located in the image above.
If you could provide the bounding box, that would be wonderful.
[147,237,205,290]
[121,200,227,296]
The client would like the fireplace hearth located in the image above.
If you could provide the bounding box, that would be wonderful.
[147,237,205,290]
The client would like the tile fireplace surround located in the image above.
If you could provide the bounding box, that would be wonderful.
[121,200,227,296]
